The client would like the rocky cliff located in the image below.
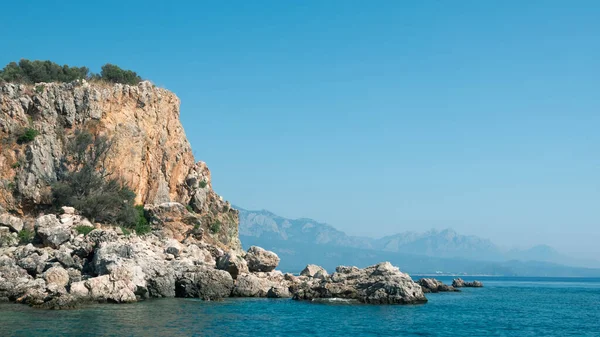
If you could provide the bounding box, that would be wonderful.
[0,80,240,251]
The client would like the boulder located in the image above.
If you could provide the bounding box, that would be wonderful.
[0,227,18,247]
[175,267,233,300]
[43,266,70,288]
[231,273,273,297]
[15,244,49,276]
[61,206,76,215]
[164,239,183,257]
[267,285,291,298]
[245,246,279,272]
[0,257,47,302]
[217,251,249,279]
[70,266,144,303]
[35,215,71,249]
[0,214,23,232]
[300,264,328,278]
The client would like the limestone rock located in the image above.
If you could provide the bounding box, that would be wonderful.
[217,251,248,279]
[61,206,75,215]
[84,267,139,303]
[232,271,291,298]
[417,278,459,293]
[452,278,483,288]
[175,267,233,300]
[267,285,291,298]
[0,227,18,247]
[232,273,273,297]
[35,215,71,249]
[452,278,484,288]
[245,246,279,272]
[452,278,465,287]
[0,214,23,232]
[43,266,70,288]
[0,81,240,251]
[300,264,328,278]
[15,244,49,276]
[293,262,427,305]
[468,280,484,287]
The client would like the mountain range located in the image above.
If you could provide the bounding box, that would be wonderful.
[236,207,600,275]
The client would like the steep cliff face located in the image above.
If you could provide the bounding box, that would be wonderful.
[0,80,240,250]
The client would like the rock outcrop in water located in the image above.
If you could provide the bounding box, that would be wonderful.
[417,278,460,293]
[292,263,427,304]
[452,278,484,288]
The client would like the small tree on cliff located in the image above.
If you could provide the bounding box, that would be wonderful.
[51,130,139,225]
[98,64,142,85]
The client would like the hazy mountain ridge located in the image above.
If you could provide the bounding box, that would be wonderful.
[238,208,373,249]
[237,207,600,270]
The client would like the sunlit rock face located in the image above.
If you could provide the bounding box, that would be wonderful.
[0,80,240,251]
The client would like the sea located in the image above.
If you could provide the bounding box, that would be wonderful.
[1,276,599,336]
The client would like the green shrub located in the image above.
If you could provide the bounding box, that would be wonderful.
[75,225,94,236]
[11,162,20,169]
[120,227,131,236]
[185,204,194,213]
[51,130,139,226]
[209,221,221,234]
[17,128,39,143]
[98,64,142,85]
[0,59,143,85]
[0,59,89,84]
[133,205,151,235]
[18,229,34,244]
[199,180,207,188]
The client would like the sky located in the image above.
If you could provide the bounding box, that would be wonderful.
[1,1,599,257]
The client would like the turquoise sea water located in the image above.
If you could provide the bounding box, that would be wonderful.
[1,277,599,336]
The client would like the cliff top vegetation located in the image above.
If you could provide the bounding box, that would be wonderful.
[0,59,142,85]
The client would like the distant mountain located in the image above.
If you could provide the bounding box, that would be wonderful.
[240,235,600,277]
[236,206,600,271]
[238,207,506,261]
[237,208,373,249]
[374,229,504,261]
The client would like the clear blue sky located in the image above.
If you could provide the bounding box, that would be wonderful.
[2,1,599,257]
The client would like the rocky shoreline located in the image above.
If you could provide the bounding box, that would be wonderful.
[0,80,483,310]
[0,205,448,309]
